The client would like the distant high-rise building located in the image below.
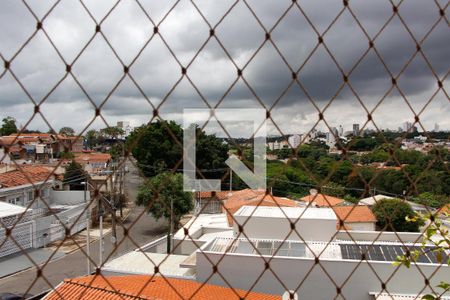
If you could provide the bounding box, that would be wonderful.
[434,123,440,132]
[403,122,413,132]
[338,125,344,137]
[117,121,133,138]
[352,124,360,136]
[288,134,301,149]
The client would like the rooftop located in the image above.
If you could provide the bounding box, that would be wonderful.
[0,201,26,218]
[203,237,449,265]
[44,275,281,300]
[300,193,344,207]
[358,194,394,206]
[332,206,377,224]
[0,166,52,189]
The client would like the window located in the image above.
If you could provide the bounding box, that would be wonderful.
[28,191,34,203]
[8,196,23,206]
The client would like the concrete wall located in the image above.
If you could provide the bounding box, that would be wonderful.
[233,215,336,242]
[345,222,376,231]
[336,230,423,243]
[196,252,450,299]
[50,190,90,206]
[33,204,87,248]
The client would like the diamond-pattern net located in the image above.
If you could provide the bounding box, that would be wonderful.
[0,0,449,299]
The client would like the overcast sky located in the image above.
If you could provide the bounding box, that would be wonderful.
[0,0,449,137]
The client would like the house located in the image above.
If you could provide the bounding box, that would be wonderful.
[103,204,449,299]
[300,193,344,207]
[0,166,54,209]
[1,133,84,163]
[223,193,300,226]
[73,152,111,174]
[195,189,266,214]
[332,205,377,231]
[44,275,280,300]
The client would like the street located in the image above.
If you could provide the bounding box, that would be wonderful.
[0,159,167,296]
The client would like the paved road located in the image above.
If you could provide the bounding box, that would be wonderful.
[0,159,167,296]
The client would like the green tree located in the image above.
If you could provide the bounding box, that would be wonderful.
[100,126,125,139]
[372,198,424,232]
[85,129,98,149]
[59,127,75,136]
[64,161,87,190]
[0,116,18,136]
[128,121,228,178]
[136,172,193,252]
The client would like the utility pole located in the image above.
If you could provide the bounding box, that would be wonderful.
[167,197,173,254]
[99,209,103,267]
[229,168,232,191]
[83,181,91,275]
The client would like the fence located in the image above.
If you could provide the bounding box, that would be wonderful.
[0,221,33,258]
[0,0,449,299]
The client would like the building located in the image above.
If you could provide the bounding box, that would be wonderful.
[288,134,301,149]
[117,121,133,138]
[44,275,281,300]
[338,125,344,137]
[0,166,54,209]
[353,123,360,136]
[102,203,449,299]
[332,205,377,231]
[300,193,344,207]
[73,152,111,175]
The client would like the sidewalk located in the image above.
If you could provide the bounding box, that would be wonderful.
[0,248,65,278]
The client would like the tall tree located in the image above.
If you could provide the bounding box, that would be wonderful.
[127,121,228,178]
[85,129,98,149]
[59,127,75,136]
[64,161,88,190]
[0,116,18,136]
[136,172,193,251]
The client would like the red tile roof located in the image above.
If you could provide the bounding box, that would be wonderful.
[44,275,281,300]
[438,203,450,215]
[332,205,377,224]
[300,194,344,207]
[74,153,111,164]
[0,166,52,188]
[222,191,299,226]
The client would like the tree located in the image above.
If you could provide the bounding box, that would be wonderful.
[372,198,424,232]
[136,172,193,251]
[100,126,125,139]
[127,121,228,178]
[85,129,98,149]
[59,127,75,136]
[64,161,87,190]
[0,116,18,136]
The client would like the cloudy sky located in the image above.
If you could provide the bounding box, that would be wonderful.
[0,0,449,137]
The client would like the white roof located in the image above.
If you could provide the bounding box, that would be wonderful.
[234,205,337,221]
[0,201,26,218]
[358,195,394,206]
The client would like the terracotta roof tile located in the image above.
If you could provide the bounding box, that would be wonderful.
[45,275,281,300]
[223,192,299,226]
[74,153,111,164]
[300,194,344,207]
[332,205,377,224]
[0,166,52,188]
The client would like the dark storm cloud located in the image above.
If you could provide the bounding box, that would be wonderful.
[0,0,448,132]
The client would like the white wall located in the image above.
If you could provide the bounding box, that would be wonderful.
[233,215,337,242]
[196,252,450,299]
[345,222,375,231]
[50,190,90,206]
